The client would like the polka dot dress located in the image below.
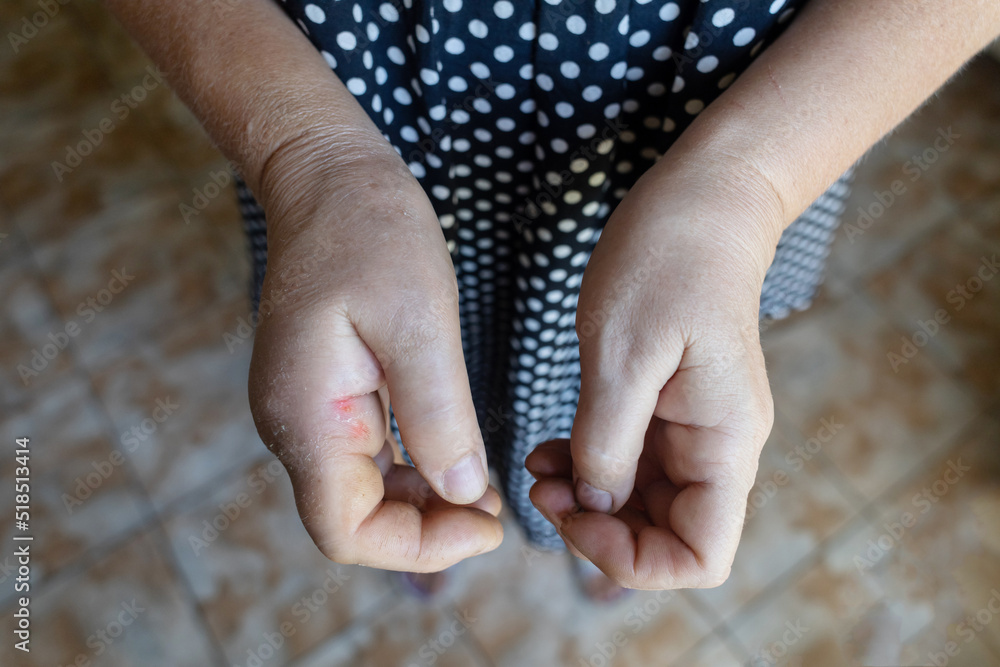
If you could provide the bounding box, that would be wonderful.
[238,0,854,549]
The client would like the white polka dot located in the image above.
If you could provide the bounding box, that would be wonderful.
[518,23,536,40]
[566,15,586,34]
[496,83,516,99]
[408,162,425,178]
[717,72,736,89]
[468,19,488,38]
[429,105,447,120]
[420,68,439,85]
[415,24,429,42]
[432,185,450,200]
[538,33,558,50]
[375,67,388,84]
[494,45,514,62]
[595,0,615,14]
[588,42,610,60]
[647,82,665,96]
[659,2,680,21]
[393,87,413,104]
[321,50,337,68]
[712,8,735,27]
[622,29,649,49]
[560,61,580,78]
[443,0,462,11]
[625,66,643,81]
[519,63,534,79]
[304,4,326,23]
[378,3,399,22]
[345,78,366,95]
[685,32,700,50]
[470,62,491,78]
[652,45,672,62]
[555,102,574,118]
[696,55,719,73]
[582,85,602,102]
[770,0,786,13]
[387,46,406,64]
[536,73,554,91]
[610,62,627,79]
[494,1,514,19]
[496,117,515,131]
[337,32,357,50]
[685,98,705,114]
[451,109,470,123]
[353,5,362,22]
[444,37,465,54]
[383,108,393,124]
[448,76,468,92]
[400,126,419,142]
[733,27,756,47]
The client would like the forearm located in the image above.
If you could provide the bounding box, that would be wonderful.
[102,0,399,203]
[658,0,1000,247]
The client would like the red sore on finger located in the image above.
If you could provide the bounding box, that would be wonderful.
[333,397,356,414]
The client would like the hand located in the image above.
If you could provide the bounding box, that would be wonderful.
[248,138,502,572]
[526,154,780,589]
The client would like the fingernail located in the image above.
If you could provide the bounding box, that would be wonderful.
[575,480,613,513]
[443,454,486,504]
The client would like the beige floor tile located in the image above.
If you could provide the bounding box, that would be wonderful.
[761,294,979,503]
[87,302,262,509]
[0,374,151,605]
[727,418,1000,666]
[0,529,221,666]
[823,57,1000,301]
[0,238,76,406]
[868,213,1000,402]
[292,598,490,667]
[162,456,394,666]
[691,419,861,620]
[429,508,715,666]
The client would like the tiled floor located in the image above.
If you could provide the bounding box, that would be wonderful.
[1,2,998,665]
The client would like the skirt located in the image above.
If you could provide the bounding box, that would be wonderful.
[238,0,852,549]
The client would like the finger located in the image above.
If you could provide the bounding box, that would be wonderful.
[570,338,675,513]
[360,291,488,506]
[525,438,573,479]
[559,422,751,590]
[278,388,501,572]
[383,464,503,516]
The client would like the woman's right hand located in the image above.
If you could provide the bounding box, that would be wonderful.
[247,135,503,572]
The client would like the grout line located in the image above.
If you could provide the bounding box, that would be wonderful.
[282,592,401,667]
[722,409,992,638]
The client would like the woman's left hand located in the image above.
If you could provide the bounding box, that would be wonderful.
[526,152,782,589]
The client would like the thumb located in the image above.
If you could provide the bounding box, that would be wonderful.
[360,289,488,506]
[570,340,669,513]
